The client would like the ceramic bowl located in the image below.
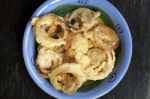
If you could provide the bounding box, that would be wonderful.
[23,0,132,98]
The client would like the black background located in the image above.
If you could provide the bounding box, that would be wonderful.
[0,0,150,99]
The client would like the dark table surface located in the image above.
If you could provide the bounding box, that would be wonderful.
[0,0,150,99]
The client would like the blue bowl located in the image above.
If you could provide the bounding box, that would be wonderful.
[23,0,132,98]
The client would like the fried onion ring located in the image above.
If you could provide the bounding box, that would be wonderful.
[36,47,62,77]
[84,48,115,80]
[49,63,86,94]
[84,23,119,50]
[64,8,100,32]
[32,13,68,48]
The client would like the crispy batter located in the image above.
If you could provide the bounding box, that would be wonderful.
[65,33,88,57]
[49,63,86,94]
[84,48,115,80]
[32,14,68,48]
[75,54,91,69]
[84,23,119,50]
[36,47,62,76]
[64,8,100,32]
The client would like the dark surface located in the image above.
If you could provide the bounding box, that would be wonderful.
[0,0,150,99]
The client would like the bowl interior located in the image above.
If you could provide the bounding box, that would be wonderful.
[23,0,132,98]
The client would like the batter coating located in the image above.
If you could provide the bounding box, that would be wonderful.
[49,63,86,94]
[84,23,119,50]
[85,48,115,80]
[64,8,100,32]
[36,47,62,77]
[32,14,68,48]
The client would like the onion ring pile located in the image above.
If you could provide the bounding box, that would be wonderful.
[31,8,119,94]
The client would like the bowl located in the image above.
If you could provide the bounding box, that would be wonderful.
[23,0,132,98]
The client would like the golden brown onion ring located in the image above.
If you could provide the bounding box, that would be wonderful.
[49,63,86,94]
[32,13,68,48]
